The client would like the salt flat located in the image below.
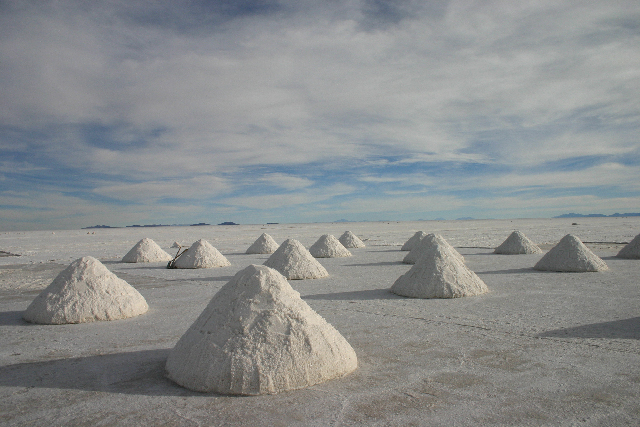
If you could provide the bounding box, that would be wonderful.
[1,218,639,426]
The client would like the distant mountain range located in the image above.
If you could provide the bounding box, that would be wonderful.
[554,213,640,218]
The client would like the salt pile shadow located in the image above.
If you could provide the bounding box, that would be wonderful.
[303,288,404,301]
[538,317,640,340]
[0,310,28,326]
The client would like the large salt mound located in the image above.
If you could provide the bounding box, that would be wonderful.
[173,239,231,269]
[264,239,329,280]
[401,231,427,251]
[309,234,352,258]
[403,234,464,265]
[165,265,357,395]
[534,234,608,272]
[494,231,543,255]
[246,233,279,254]
[339,231,365,248]
[121,238,173,263]
[23,256,148,324]
[392,245,488,299]
[616,233,640,259]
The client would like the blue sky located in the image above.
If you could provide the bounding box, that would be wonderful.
[1,1,639,231]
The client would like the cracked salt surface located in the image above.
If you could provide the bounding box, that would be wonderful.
[1,217,639,425]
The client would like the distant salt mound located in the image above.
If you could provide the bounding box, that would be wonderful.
[534,234,608,272]
[403,234,464,265]
[165,265,357,394]
[339,231,365,248]
[173,239,231,269]
[401,231,428,251]
[171,242,182,249]
[246,233,279,254]
[23,256,148,324]
[392,245,488,299]
[616,233,640,259]
[121,238,173,263]
[264,239,329,280]
[494,231,542,255]
[309,234,352,258]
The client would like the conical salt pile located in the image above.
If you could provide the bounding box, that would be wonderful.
[23,256,148,324]
[165,265,357,395]
[339,231,365,248]
[309,234,352,258]
[264,239,329,280]
[246,233,279,254]
[173,239,231,269]
[401,231,428,251]
[616,233,640,259]
[494,231,542,255]
[121,238,173,263]
[391,245,488,299]
[534,234,608,272]
[403,234,464,265]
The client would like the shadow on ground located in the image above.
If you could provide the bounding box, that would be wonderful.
[539,317,640,340]
[304,288,403,301]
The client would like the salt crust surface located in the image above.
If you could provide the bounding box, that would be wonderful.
[263,238,329,280]
[165,264,357,394]
[392,244,488,299]
[174,239,231,269]
[246,233,279,254]
[339,231,365,248]
[309,234,352,258]
[616,233,640,259]
[22,256,148,324]
[400,231,427,251]
[534,234,608,272]
[403,234,464,265]
[494,231,543,255]
[121,238,173,263]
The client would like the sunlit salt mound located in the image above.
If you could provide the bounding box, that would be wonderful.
[121,238,173,263]
[339,231,365,248]
[173,239,231,269]
[165,265,357,395]
[246,233,279,254]
[616,233,640,259]
[23,256,148,324]
[534,234,608,272]
[263,239,329,280]
[392,245,488,299]
[403,234,464,265]
[494,231,543,255]
[401,231,428,251]
[309,234,352,258]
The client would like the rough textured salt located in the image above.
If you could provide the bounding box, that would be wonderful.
[616,233,640,259]
[403,234,464,264]
[309,234,352,258]
[400,231,428,251]
[246,233,279,254]
[392,246,488,299]
[23,256,148,324]
[173,239,231,269]
[494,231,543,255]
[121,238,173,263]
[339,231,365,248]
[165,264,357,395]
[534,234,608,272]
[263,239,329,280]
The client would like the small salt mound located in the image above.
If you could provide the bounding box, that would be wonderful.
[309,234,352,258]
[339,231,365,248]
[494,231,542,255]
[534,234,608,272]
[165,265,357,395]
[616,233,640,259]
[392,245,488,299]
[121,238,173,263]
[23,256,148,324]
[246,233,279,254]
[263,239,329,280]
[171,242,182,249]
[173,239,231,269]
[403,234,464,265]
[401,231,428,251]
